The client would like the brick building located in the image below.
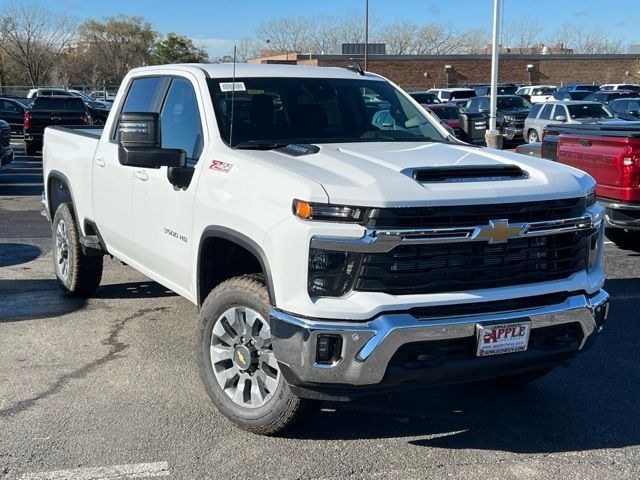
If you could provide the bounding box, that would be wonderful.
[248,53,640,89]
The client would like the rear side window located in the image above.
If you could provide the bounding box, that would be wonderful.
[528,103,543,118]
[160,78,203,161]
[32,97,86,111]
[539,104,554,120]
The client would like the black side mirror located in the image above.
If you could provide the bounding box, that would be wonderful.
[118,112,186,169]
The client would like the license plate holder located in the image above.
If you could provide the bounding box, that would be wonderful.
[476,320,531,357]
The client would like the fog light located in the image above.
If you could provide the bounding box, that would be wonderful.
[316,334,343,364]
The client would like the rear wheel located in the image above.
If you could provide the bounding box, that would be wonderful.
[196,275,313,435]
[527,129,539,143]
[52,203,103,297]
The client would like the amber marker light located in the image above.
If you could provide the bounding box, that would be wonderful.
[294,199,313,219]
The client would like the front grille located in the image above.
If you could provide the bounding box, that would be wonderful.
[389,323,584,369]
[355,232,589,295]
[365,197,586,229]
[0,125,10,147]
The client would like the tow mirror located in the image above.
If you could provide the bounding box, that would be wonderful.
[118,112,186,169]
[554,115,567,122]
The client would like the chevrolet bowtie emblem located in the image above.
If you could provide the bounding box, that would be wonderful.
[236,351,246,364]
[476,219,524,243]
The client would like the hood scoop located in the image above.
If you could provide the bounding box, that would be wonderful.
[409,164,529,183]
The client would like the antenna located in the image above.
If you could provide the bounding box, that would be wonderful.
[229,45,237,148]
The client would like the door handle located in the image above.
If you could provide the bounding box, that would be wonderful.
[134,169,149,181]
[95,157,106,167]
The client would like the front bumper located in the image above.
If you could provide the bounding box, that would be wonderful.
[270,290,609,395]
[503,126,524,140]
[598,197,640,230]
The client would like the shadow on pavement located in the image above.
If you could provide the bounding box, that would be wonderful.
[0,243,42,267]
[94,281,177,299]
[287,278,640,453]
[0,279,85,322]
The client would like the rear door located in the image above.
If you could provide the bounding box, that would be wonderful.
[92,76,170,259]
[131,75,206,295]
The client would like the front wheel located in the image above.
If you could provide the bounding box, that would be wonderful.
[527,129,539,143]
[52,203,103,296]
[196,275,312,435]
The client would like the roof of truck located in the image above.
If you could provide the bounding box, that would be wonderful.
[128,63,386,81]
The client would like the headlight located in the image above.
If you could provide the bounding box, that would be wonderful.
[293,200,366,223]
[504,115,516,123]
[308,248,361,296]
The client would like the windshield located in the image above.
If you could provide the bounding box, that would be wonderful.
[532,87,556,95]
[32,97,86,111]
[450,90,476,99]
[209,77,446,146]
[497,96,531,109]
[567,103,613,119]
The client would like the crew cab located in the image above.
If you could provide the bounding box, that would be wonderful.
[41,64,609,435]
[542,122,640,246]
[25,96,91,155]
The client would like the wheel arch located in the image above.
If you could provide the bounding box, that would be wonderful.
[197,226,276,308]
[47,170,80,225]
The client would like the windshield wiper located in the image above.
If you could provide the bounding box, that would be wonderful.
[234,141,289,150]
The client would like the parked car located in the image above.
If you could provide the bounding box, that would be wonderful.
[41,63,608,434]
[464,95,531,141]
[541,122,640,246]
[428,87,476,104]
[583,90,637,105]
[516,85,557,103]
[27,88,75,99]
[466,83,518,96]
[24,96,91,155]
[0,97,30,134]
[25,88,111,124]
[608,98,640,120]
[600,83,640,93]
[424,103,461,137]
[90,90,117,102]
[557,83,600,93]
[0,119,14,167]
[524,101,615,143]
[551,90,594,101]
[407,91,441,105]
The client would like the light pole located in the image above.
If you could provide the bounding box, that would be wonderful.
[485,0,502,149]
[364,0,369,71]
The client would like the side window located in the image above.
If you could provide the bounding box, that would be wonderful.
[528,103,542,118]
[160,78,203,161]
[479,98,489,111]
[466,99,478,112]
[539,104,554,120]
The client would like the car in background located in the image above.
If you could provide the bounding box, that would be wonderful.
[524,101,615,143]
[0,97,31,134]
[0,119,14,167]
[428,88,476,106]
[424,103,461,137]
[24,96,91,155]
[583,90,636,105]
[466,83,518,96]
[551,90,594,101]
[90,90,117,102]
[407,91,441,105]
[463,94,531,141]
[557,83,600,93]
[600,83,640,93]
[516,85,557,103]
[608,98,640,120]
[26,87,111,125]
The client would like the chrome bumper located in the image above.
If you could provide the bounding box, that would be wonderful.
[270,290,609,386]
[504,126,524,140]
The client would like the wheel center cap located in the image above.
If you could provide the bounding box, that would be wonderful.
[234,345,252,371]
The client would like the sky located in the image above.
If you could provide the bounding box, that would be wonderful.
[4,0,640,57]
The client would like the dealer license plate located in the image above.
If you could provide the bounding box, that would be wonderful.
[476,321,531,357]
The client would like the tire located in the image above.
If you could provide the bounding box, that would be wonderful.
[196,275,312,435]
[25,142,37,156]
[487,367,553,387]
[527,129,539,144]
[52,203,103,297]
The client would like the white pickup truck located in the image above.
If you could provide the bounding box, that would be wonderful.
[41,63,609,435]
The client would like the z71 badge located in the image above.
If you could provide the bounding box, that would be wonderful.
[209,160,233,173]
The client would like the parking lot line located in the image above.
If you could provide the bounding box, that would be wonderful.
[17,462,170,480]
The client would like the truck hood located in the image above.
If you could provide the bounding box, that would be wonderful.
[241,142,594,207]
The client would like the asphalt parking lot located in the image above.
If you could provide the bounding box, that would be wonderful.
[1,141,639,480]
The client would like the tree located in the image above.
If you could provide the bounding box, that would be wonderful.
[549,23,623,54]
[378,21,420,55]
[152,33,208,65]
[255,16,311,54]
[77,15,158,84]
[0,4,76,86]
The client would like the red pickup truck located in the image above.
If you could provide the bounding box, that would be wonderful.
[542,123,640,245]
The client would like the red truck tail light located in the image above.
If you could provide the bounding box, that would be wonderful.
[24,111,30,129]
[620,146,640,189]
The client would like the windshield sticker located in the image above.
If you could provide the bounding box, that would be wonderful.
[219,82,246,92]
[209,160,233,173]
